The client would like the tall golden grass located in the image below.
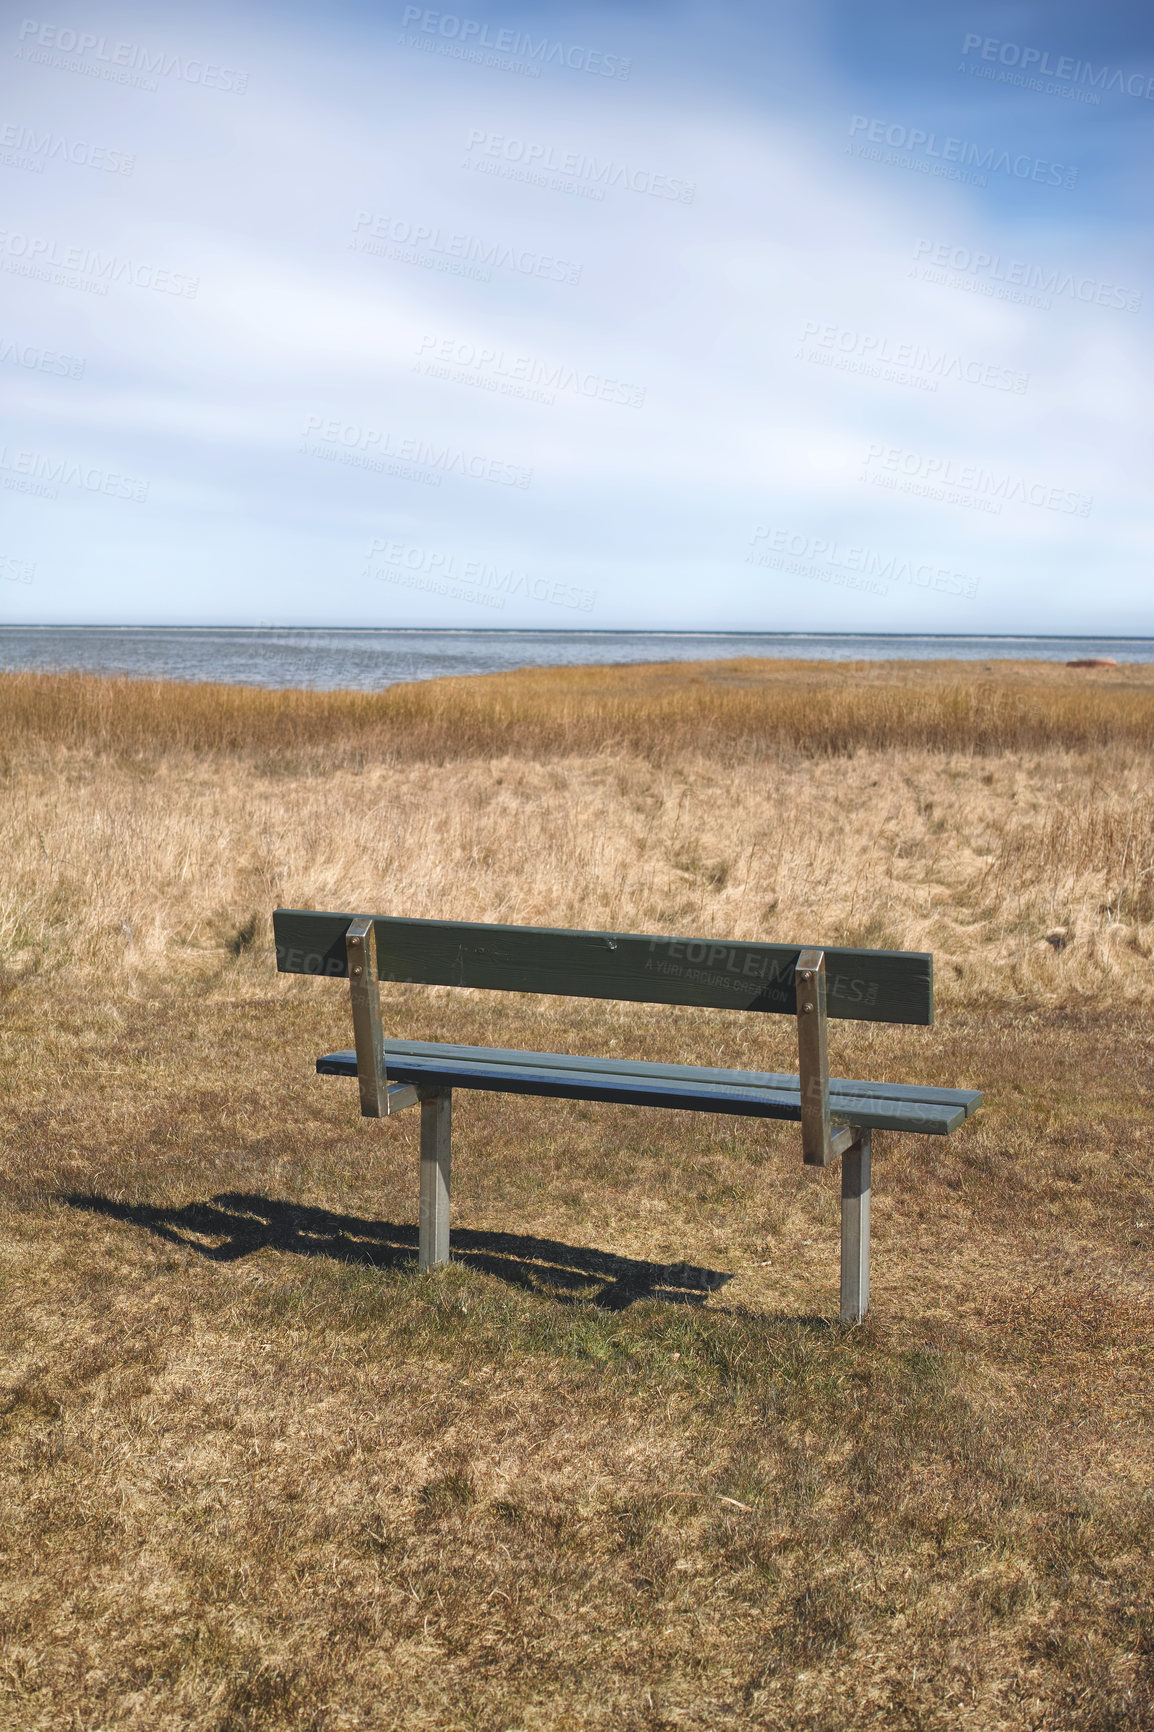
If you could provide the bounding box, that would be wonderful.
[2,664,1152,1008]
[3,658,1153,762]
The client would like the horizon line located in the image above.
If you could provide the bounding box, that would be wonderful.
[4,626,1154,642]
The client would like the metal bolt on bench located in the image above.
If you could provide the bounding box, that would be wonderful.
[276,910,982,1323]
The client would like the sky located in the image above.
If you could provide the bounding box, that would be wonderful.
[1,0,1152,631]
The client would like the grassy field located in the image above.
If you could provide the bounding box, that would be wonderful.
[1,658,1152,1730]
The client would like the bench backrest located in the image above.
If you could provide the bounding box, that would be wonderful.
[274,908,933,1026]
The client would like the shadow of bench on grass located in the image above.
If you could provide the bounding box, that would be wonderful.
[63,1191,734,1312]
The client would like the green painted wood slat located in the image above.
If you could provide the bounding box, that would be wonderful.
[314,1042,974,1133]
[274,908,933,1026]
[326,1037,981,1114]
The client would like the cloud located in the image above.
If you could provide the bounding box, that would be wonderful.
[1,0,1147,628]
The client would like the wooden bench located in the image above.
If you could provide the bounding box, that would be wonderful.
[274,909,980,1321]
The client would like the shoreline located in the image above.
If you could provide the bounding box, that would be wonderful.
[4,631,1154,695]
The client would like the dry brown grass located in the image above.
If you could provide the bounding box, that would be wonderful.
[3,655,1154,763]
[1,661,1153,1729]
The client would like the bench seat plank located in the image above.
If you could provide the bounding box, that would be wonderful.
[316,1039,980,1135]
[369,1039,983,1115]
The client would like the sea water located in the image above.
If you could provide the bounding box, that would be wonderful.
[2,626,1151,689]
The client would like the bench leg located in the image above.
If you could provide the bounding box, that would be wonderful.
[839,1131,871,1324]
[419,1089,452,1270]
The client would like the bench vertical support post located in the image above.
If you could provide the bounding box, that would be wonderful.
[346,916,387,1118]
[840,1131,871,1324]
[796,948,831,1166]
[419,1089,452,1270]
